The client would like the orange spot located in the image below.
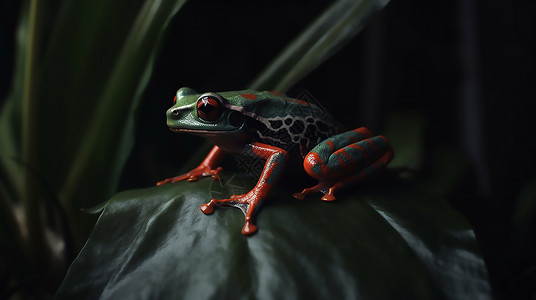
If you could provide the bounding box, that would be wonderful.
[340,149,353,162]
[347,144,370,161]
[326,140,335,151]
[241,93,257,100]
[173,96,177,103]
[334,149,353,167]
[269,91,281,96]
[336,153,345,166]
[284,98,310,106]
[353,127,373,137]
[378,135,388,143]
[365,139,378,151]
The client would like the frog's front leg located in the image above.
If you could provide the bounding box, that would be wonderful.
[200,142,288,235]
[156,145,225,185]
[293,127,393,201]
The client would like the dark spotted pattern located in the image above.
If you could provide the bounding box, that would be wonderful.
[289,120,305,134]
[270,120,283,129]
[245,113,339,157]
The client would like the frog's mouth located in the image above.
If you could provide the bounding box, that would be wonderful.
[169,128,242,135]
[169,127,247,141]
[171,127,247,152]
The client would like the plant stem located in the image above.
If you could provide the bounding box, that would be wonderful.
[21,0,49,270]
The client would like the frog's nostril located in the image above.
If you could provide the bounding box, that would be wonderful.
[169,108,180,119]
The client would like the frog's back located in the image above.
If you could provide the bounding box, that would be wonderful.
[222,90,341,157]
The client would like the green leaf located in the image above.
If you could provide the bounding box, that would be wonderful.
[56,177,490,299]
[60,0,188,211]
[249,0,390,92]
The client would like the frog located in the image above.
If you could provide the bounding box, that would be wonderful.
[157,87,394,235]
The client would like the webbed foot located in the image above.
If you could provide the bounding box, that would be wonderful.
[200,192,262,235]
[293,181,338,202]
[157,166,222,185]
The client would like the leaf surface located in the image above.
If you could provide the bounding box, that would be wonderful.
[57,177,490,299]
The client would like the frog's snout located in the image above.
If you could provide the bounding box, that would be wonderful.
[167,107,182,120]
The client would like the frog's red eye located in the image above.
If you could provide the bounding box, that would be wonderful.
[197,95,223,121]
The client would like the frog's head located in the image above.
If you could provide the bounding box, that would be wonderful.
[166,87,246,138]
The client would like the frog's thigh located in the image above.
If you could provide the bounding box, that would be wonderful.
[304,130,392,180]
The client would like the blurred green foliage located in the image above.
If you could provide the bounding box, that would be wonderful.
[1,0,187,297]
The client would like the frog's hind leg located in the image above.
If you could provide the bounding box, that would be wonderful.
[320,149,394,201]
[294,127,393,201]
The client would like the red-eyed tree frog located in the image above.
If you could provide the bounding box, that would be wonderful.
[157,88,394,235]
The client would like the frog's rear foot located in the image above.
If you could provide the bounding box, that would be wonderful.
[293,181,338,202]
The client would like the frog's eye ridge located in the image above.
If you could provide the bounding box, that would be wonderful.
[197,95,223,121]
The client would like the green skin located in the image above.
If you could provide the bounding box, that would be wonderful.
[158,87,394,235]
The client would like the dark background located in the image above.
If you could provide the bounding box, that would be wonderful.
[1,0,535,298]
